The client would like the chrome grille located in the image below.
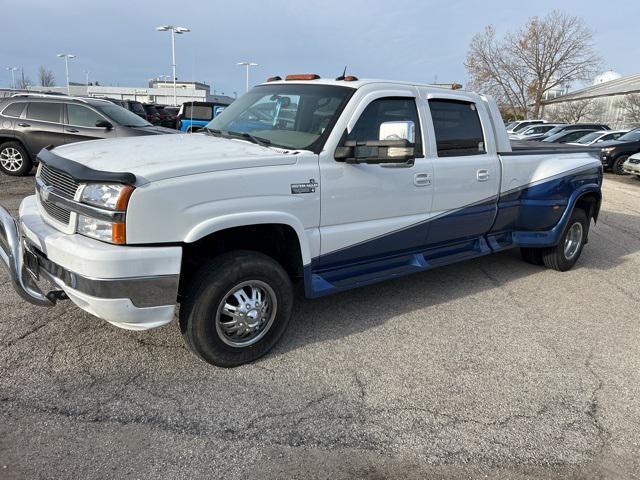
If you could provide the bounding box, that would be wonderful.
[40,197,71,224]
[39,164,80,198]
[38,164,80,228]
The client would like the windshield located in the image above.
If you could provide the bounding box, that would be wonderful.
[96,103,152,127]
[617,128,640,142]
[573,132,602,144]
[543,126,567,137]
[207,84,354,150]
[513,121,539,133]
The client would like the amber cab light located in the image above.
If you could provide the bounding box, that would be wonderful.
[343,75,359,82]
[285,74,320,81]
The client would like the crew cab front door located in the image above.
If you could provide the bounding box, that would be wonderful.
[318,91,433,268]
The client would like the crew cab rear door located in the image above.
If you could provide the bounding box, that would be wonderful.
[420,92,501,245]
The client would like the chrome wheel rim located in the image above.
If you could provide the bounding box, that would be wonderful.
[0,147,23,172]
[563,222,583,260]
[215,280,277,348]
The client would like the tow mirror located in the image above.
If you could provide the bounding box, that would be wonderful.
[335,121,416,164]
[96,120,113,130]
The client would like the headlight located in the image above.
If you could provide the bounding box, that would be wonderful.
[80,184,133,210]
[601,147,616,154]
[77,183,134,244]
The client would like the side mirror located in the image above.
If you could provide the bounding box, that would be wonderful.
[335,120,416,164]
[96,120,113,130]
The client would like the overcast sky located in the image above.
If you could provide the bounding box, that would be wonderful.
[3,0,639,95]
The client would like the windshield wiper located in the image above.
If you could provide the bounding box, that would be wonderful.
[204,127,224,137]
[227,130,272,148]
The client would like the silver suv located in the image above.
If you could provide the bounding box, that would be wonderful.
[0,94,176,176]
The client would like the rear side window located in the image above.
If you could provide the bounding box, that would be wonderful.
[2,102,26,118]
[428,99,485,157]
[67,104,105,127]
[184,105,213,121]
[26,102,62,123]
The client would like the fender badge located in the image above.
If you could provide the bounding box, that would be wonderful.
[291,179,318,194]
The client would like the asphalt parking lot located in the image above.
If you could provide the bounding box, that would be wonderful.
[1,172,640,480]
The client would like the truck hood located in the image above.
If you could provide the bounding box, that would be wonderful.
[50,133,300,184]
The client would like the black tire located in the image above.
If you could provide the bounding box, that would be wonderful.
[179,251,294,368]
[0,141,32,176]
[541,208,588,272]
[612,156,628,175]
[520,247,544,266]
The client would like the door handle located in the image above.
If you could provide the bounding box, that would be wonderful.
[477,169,490,182]
[65,128,79,133]
[414,173,432,187]
[17,123,30,128]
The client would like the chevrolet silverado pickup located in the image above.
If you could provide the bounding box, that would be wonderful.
[0,75,603,367]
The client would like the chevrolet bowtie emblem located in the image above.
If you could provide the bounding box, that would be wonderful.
[40,185,54,202]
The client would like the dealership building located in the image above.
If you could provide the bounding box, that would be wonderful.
[0,79,235,107]
[541,72,640,129]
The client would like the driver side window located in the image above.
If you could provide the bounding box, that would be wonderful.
[348,97,423,156]
[347,97,422,157]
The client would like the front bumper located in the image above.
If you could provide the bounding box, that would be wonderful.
[0,196,182,330]
[623,160,640,175]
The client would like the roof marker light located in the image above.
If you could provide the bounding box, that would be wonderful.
[266,76,282,82]
[285,74,321,81]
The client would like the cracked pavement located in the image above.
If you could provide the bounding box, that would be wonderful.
[1,173,640,479]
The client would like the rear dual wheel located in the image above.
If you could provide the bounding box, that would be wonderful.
[521,208,588,272]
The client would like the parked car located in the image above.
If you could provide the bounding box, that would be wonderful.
[567,130,629,146]
[0,76,602,367]
[599,128,640,174]
[505,119,546,133]
[524,123,611,142]
[142,104,163,125]
[541,129,599,144]
[177,101,232,132]
[113,99,148,120]
[0,94,176,175]
[509,124,562,140]
[623,152,640,179]
[154,105,178,129]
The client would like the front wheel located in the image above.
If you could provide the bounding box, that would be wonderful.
[179,251,294,367]
[0,142,32,176]
[612,156,629,175]
[541,209,588,272]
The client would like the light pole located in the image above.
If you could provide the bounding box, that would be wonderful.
[6,67,18,89]
[237,62,258,92]
[156,25,190,106]
[84,70,89,86]
[57,53,76,95]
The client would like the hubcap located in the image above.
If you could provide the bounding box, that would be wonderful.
[563,222,583,260]
[215,280,277,348]
[0,147,23,172]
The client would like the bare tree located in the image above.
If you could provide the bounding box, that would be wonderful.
[618,94,640,126]
[38,66,56,87]
[549,99,604,123]
[15,70,32,90]
[466,10,601,118]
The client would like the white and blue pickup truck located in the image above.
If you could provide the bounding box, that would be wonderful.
[0,75,603,367]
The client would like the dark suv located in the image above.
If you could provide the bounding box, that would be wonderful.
[0,94,176,176]
[598,128,640,174]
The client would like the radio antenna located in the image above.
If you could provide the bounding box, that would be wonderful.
[336,66,347,81]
